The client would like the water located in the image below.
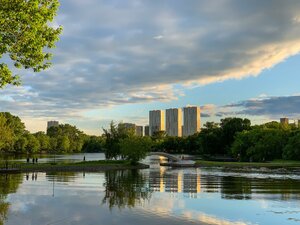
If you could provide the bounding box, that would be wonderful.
[0,153,106,163]
[1,156,300,225]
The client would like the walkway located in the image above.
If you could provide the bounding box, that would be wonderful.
[148,152,196,167]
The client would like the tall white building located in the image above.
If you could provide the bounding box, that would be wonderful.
[166,108,182,137]
[182,106,201,136]
[47,121,59,130]
[149,110,165,136]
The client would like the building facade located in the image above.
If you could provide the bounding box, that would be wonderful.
[47,121,59,130]
[149,110,165,136]
[182,106,201,137]
[136,126,143,136]
[144,125,150,136]
[166,108,182,137]
[122,123,144,136]
[280,118,289,125]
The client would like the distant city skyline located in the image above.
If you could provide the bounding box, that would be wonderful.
[1,0,300,135]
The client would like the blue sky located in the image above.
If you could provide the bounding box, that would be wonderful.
[1,0,300,135]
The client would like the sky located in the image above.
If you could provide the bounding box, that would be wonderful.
[1,0,300,135]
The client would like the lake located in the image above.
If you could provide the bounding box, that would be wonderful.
[1,155,300,225]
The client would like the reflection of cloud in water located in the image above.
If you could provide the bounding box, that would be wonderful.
[145,195,251,225]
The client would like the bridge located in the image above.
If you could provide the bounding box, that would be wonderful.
[148,152,196,167]
[148,152,181,162]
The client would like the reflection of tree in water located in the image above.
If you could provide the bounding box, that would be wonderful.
[102,170,151,209]
[220,176,252,200]
[46,172,77,183]
[0,174,23,225]
[220,175,300,201]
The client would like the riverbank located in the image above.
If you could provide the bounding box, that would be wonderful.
[0,160,149,173]
[195,160,300,168]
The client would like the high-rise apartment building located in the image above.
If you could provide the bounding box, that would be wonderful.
[122,123,144,136]
[144,126,150,136]
[136,126,143,136]
[47,121,59,130]
[149,110,165,136]
[166,108,182,137]
[280,118,289,125]
[182,106,201,136]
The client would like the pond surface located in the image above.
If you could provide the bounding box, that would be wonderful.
[0,153,106,163]
[1,156,300,225]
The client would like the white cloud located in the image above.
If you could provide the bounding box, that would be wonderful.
[2,0,300,133]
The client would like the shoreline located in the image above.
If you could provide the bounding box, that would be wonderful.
[0,160,149,174]
[194,160,300,168]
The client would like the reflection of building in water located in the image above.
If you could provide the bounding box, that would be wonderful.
[148,168,201,196]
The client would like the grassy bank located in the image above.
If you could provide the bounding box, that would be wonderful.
[195,160,300,168]
[0,160,149,173]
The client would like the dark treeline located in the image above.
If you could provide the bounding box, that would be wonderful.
[0,112,105,154]
[1,112,300,162]
[156,118,300,162]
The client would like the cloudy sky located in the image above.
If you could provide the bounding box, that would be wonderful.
[1,0,300,135]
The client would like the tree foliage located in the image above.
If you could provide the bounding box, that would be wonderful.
[282,131,300,160]
[0,0,62,88]
[102,122,135,160]
[0,112,99,154]
[120,136,152,164]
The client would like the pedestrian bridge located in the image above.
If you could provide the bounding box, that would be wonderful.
[148,152,196,167]
[148,152,181,162]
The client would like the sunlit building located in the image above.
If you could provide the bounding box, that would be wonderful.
[149,110,165,136]
[182,106,201,136]
[166,108,182,137]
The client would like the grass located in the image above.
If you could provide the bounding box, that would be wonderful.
[195,160,300,168]
[0,160,147,173]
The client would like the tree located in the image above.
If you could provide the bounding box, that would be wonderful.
[0,0,62,88]
[57,135,70,152]
[47,124,86,152]
[103,121,135,160]
[231,128,288,162]
[120,136,152,164]
[34,131,50,152]
[283,132,300,160]
[14,136,28,153]
[0,114,13,151]
[82,136,104,153]
[25,134,40,153]
[197,125,223,155]
[220,117,251,154]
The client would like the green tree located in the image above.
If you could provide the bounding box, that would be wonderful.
[0,0,62,88]
[49,137,57,152]
[283,132,300,160]
[47,124,86,152]
[0,115,13,152]
[57,135,70,152]
[34,131,50,152]
[13,136,28,153]
[25,134,40,153]
[103,121,134,160]
[82,136,104,153]
[231,128,288,162]
[197,124,223,155]
[120,136,152,164]
[220,117,251,154]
